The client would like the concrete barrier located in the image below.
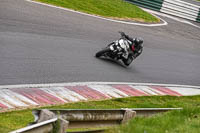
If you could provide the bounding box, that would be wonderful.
[33,109,136,128]
[32,108,182,128]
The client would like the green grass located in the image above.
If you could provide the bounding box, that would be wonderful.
[35,0,159,23]
[0,110,33,133]
[1,95,200,133]
[106,107,200,133]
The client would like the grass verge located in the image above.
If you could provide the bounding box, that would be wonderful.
[0,95,200,133]
[35,0,160,23]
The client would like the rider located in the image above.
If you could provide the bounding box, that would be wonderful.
[118,31,143,66]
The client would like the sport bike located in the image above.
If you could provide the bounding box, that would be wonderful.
[95,38,137,66]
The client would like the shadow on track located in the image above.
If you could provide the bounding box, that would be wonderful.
[95,57,131,69]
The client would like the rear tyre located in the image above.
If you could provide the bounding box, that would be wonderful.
[95,48,110,58]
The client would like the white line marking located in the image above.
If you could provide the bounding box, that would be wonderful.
[0,82,199,89]
[25,0,167,27]
[167,87,200,96]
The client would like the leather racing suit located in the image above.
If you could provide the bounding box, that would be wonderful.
[119,32,143,66]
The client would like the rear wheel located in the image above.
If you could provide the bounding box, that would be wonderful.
[95,47,110,58]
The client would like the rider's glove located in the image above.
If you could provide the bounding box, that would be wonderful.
[119,31,125,37]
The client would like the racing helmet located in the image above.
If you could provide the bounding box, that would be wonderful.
[134,37,143,46]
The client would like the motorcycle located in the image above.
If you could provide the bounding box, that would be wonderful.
[95,38,137,66]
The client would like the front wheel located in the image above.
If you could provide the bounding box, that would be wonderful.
[95,47,110,58]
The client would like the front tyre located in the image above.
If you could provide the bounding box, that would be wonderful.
[95,47,110,58]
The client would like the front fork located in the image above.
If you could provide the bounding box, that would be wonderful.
[109,45,123,60]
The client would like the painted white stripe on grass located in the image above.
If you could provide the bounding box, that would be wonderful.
[167,87,200,96]
[167,0,200,9]
[161,8,197,21]
[88,85,128,98]
[164,0,200,11]
[142,8,200,29]
[25,0,167,27]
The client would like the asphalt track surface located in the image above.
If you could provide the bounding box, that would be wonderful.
[0,0,200,86]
